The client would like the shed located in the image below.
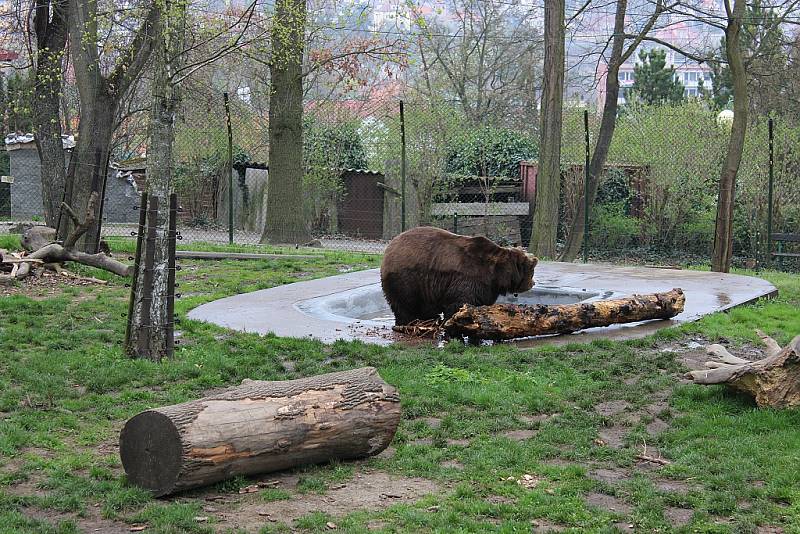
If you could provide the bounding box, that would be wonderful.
[337,169,386,240]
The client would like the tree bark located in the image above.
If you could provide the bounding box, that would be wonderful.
[712,0,748,273]
[528,0,565,259]
[119,367,401,497]
[32,0,69,228]
[128,0,184,361]
[61,0,158,253]
[687,333,800,408]
[260,0,312,244]
[444,288,685,340]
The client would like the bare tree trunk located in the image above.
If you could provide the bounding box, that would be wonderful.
[261,0,311,245]
[559,0,666,262]
[529,0,565,259]
[61,0,158,253]
[712,0,748,273]
[129,0,183,361]
[32,0,68,228]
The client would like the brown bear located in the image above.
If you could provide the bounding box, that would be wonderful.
[380,226,538,326]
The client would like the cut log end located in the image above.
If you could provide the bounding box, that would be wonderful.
[120,411,183,497]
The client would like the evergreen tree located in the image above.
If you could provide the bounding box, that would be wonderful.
[631,49,686,105]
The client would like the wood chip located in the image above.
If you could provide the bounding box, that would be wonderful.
[129,526,147,532]
[326,522,338,530]
[636,454,671,465]
[194,516,208,522]
[238,484,260,494]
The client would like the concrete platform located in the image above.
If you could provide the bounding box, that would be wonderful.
[187,262,777,346]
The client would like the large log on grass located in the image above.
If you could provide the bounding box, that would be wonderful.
[444,288,685,340]
[119,367,400,496]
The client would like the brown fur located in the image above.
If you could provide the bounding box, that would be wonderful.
[381,227,538,326]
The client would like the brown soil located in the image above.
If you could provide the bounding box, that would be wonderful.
[584,492,633,514]
[665,506,693,527]
[0,270,105,298]
[595,400,631,416]
[214,470,441,530]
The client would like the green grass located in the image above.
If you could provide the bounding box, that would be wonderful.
[0,244,799,533]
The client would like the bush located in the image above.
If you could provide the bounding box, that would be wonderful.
[446,127,538,178]
[589,202,640,251]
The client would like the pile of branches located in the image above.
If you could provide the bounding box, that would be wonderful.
[0,193,131,285]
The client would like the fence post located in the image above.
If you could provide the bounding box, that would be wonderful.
[399,100,407,233]
[766,117,774,269]
[223,92,234,245]
[583,109,590,264]
[453,212,458,234]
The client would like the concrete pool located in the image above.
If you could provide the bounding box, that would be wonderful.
[188,262,777,346]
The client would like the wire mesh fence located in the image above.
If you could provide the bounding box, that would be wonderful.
[2,92,798,267]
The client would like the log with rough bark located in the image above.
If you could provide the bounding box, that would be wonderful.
[0,193,130,284]
[119,367,401,497]
[686,331,800,408]
[444,288,685,341]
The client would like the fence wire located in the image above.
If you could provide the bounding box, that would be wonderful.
[2,88,798,268]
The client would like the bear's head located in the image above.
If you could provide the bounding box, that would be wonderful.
[494,247,537,295]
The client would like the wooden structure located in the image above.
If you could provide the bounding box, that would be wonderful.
[443,289,685,341]
[770,233,800,266]
[119,367,401,496]
[687,331,800,408]
[337,169,386,239]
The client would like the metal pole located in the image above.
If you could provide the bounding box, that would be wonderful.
[223,92,234,245]
[124,192,148,354]
[766,118,774,269]
[166,193,177,359]
[400,100,407,232]
[583,109,590,264]
[453,212,458,234]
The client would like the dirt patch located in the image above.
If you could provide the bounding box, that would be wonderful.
[653,478,692,493]
[502,429,537,441]
[531,519,568,532]
[587,468,631,484]
[597,426,627,449]
[646,418,670,435]
[218,471,440,529]
[584,492,632,514]
[595,401,631,416]
[665,507,693,526]
[756,526,784,534]
[446,438,470,447]
[21,505,129,534]
[410,438,433,446]
[0,271,105,299]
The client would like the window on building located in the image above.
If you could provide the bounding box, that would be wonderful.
[687,87,698,97]
[689,72,697,82]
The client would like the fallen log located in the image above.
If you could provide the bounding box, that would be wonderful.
[119,367,401,497]
[444,288,685,341]
[686,331,800,408]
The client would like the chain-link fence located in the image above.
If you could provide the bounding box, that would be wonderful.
[2,92,798,267]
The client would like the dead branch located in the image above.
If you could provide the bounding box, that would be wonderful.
[1,193,131,283]
[686,331,800,408]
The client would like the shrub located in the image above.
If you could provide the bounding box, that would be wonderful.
[445,126,538,178]
[589,202,640,251]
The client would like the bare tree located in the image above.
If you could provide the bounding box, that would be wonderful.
[410,0,543,127]
[58,0,159,253]
[559,0,668,261]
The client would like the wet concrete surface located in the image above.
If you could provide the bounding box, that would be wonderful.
[187,262,777,346]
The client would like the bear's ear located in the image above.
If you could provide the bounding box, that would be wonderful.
[525,253,539,268]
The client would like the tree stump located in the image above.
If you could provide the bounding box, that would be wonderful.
[686,331,800,408]
[444,288,685,341]
[119,367,401,496]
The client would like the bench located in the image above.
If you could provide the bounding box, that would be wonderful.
[771,233,800,264]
